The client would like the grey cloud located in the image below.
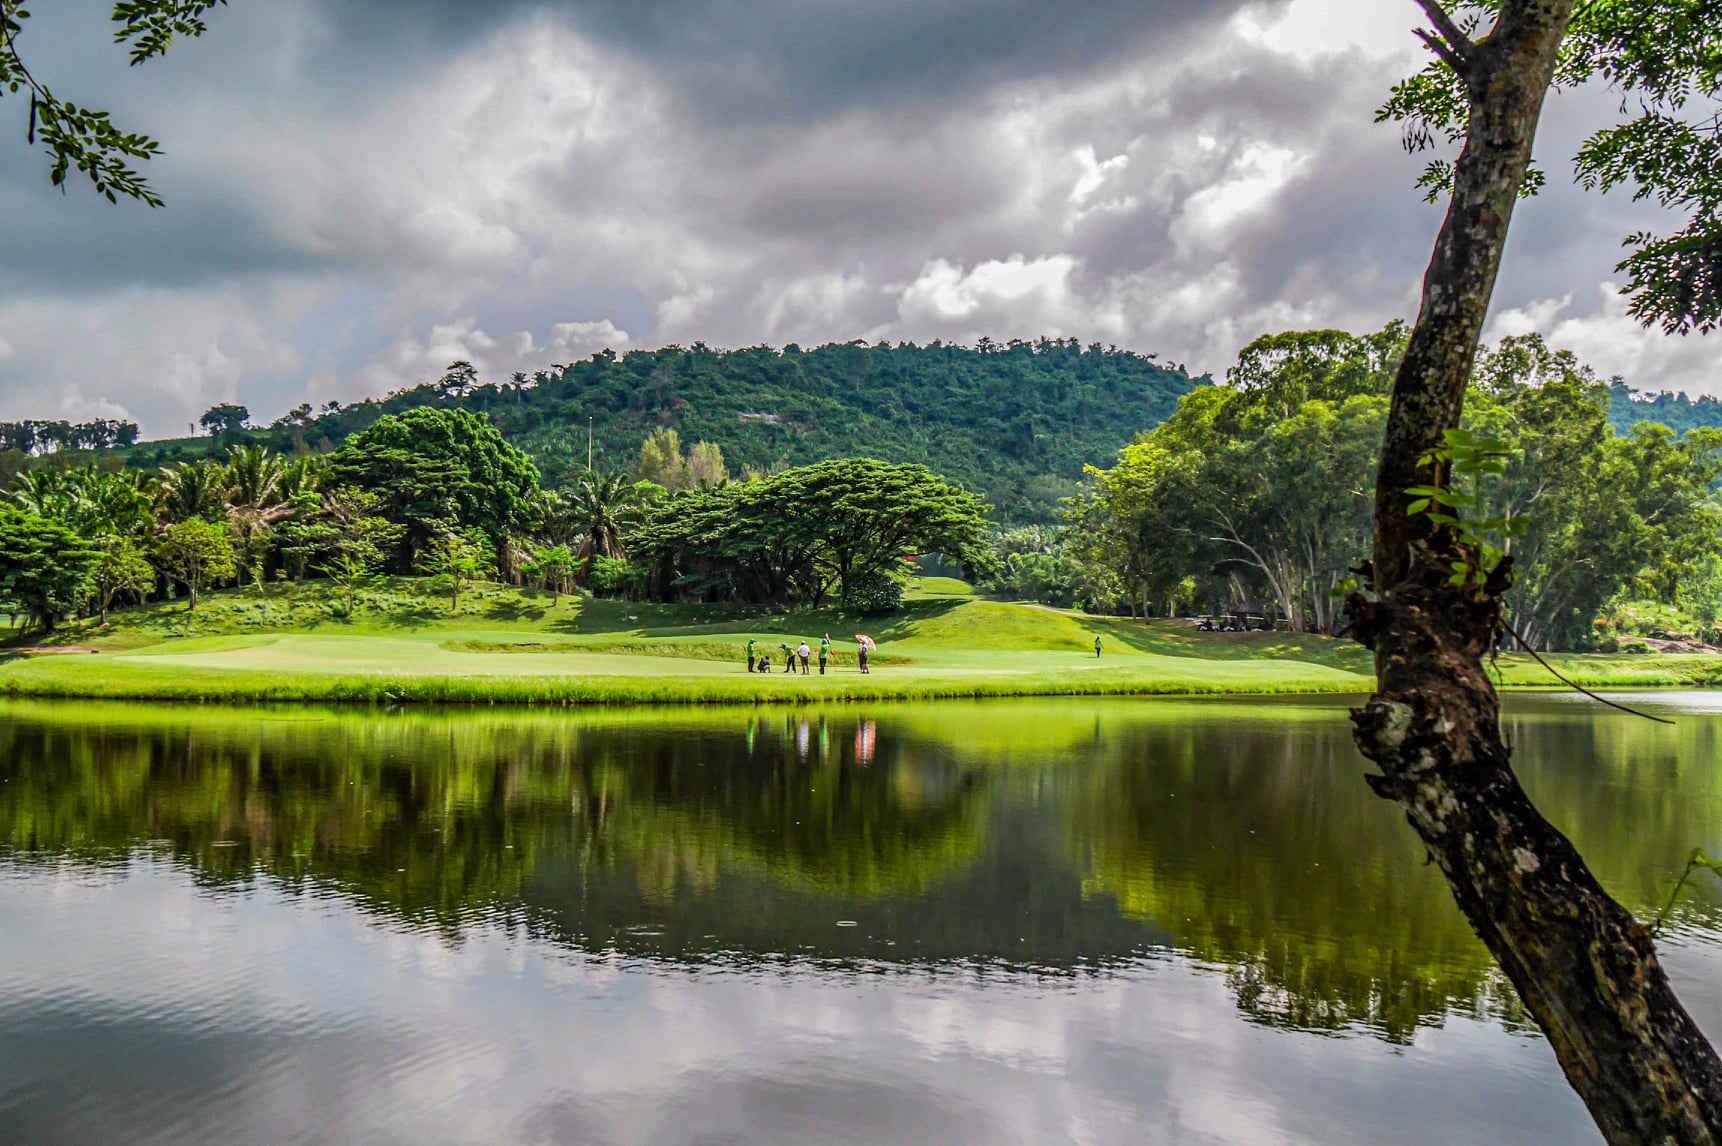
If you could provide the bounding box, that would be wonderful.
[561,0,1242,124]
[5,0,1717,433]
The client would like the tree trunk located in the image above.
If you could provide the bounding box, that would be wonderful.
[1345,3,1722,1142]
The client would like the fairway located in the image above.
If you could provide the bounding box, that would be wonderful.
[6,581,1721,704]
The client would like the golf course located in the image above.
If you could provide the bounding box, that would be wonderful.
[4,575,1719,705]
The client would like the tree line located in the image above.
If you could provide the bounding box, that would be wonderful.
[0,419,139,455]
[0,405,987,633]
[982,326,1722,652]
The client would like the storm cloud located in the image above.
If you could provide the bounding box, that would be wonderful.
[0,0,1706,436]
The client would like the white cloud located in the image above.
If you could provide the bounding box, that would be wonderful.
[1172,143,1308,251]
[1233,0,1423,64]
[1486,284,1722,396]
[896,255,1079,329]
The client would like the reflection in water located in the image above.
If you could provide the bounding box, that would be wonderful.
[2,695,1721,1144]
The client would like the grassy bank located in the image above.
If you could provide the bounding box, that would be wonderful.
[3,576,1718,704]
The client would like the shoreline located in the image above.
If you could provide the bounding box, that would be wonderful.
[2,653,1716,707]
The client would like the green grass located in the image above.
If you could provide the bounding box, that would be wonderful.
[0,653,1367,705]
[4,576,1719,704]
[903,576,978,600]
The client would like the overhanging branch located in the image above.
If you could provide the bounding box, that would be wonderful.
[1415,0,1478,80]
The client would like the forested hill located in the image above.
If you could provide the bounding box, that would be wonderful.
[1608,381,1722,437]
[125,340,1204,514]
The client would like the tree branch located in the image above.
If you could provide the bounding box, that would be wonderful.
[1417,0,1478,68]
[1416,27,1472,80]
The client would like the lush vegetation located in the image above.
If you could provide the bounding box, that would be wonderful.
[1028,328,1722,651]
[1607,383,1722,439]
[635,458,991,609]
[118,341,1202,518]
[10,328,1722,657]
[0,402,994,639]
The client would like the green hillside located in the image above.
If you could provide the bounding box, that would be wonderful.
[1606,381,1722,437]
[116,339,1203,513]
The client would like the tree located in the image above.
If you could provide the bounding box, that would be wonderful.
[637,428,691,492]
[313,487,402,614]
[0,506,98,634]
[634,459,989,607]
[2,0,223,206]
[566,470,637,564]
[199,404,250,439]
[322,408,541,568]
[686,440,728,488]
[156,459,228,523]
[1074,334,1396,631]
[524,544,577,603]
[437,361,479,399]
[417,532,491,615]
[91,534,153,625]
[804,459,990,596]
[155,518,235,610]
[222,445,295,591]
[1350,3,1722,1140]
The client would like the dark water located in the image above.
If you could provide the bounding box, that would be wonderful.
[3,694,1721,1145]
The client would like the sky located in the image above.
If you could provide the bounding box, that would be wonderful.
[0,0,1712,438]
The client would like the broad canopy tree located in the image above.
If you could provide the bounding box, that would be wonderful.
[1351,1,1722,1141]
[0,506,99,633]
[637,459,989,607]
[322,408,541,571]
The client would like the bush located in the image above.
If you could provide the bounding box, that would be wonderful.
[842,570,903,614]
[588,556,638,596]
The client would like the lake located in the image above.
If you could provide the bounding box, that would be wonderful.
[3,693,1720,1145]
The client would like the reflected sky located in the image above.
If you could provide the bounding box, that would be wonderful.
[1,860,1595,1146]
[3,695,1720,1144]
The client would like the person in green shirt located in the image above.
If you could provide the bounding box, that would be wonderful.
[747,638,757,673]
[1094,634,1103,658]
[819,633,830,675]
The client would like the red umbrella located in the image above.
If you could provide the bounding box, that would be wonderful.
[854,634,877,651]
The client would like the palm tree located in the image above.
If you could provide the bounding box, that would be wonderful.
[157,459,229,523]
[569,470,635,563]
[224,445,299,591]
[1,466,71,519]
[226,444,285,511]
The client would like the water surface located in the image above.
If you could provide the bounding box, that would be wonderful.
[3,694,1720,1144]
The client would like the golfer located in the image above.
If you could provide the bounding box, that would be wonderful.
[797,641,812,675]
[780,643,795,673]
[819,633,830,675]
[857,636,870,674]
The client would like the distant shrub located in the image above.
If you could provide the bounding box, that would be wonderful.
[842,571,902,614]
[588,557,637,596]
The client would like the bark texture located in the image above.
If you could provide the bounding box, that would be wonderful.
[1348,2,1722,1142]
